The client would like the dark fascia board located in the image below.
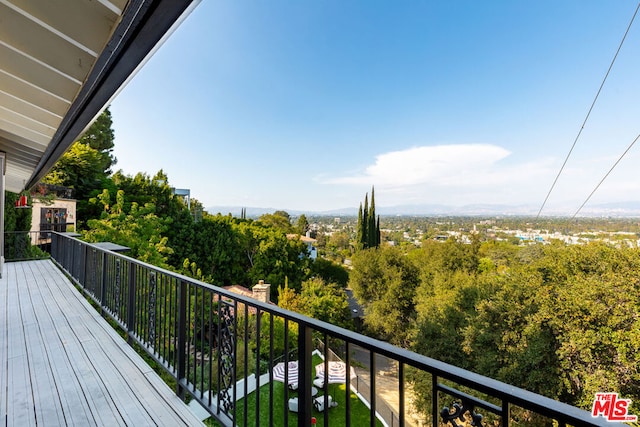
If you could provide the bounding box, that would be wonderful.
[25,0,196,191]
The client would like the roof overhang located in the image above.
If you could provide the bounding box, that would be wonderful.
[0,0,200,193]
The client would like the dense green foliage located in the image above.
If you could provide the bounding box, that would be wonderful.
[78,171,314,300]
[4,191,33,232]
[3,192,48,260]
[348,239,640,418]
[278,277,351,328]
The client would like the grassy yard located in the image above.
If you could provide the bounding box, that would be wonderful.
[235,381,384,427]
[234,358,384,426]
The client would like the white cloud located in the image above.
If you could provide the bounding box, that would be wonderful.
[324,144,560,206]
[328,144,511,186]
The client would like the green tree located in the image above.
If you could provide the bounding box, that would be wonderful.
[277,279,305,313]
[327,231,350,252]
[257,211,293,233]
[299,277,351,327]
[279,277,351,328]
[296,214,309,235]
[77,107,116,173]
[188,214,246,286]
[349,246,419,346]
[356,203,364,250]
[246,225,309,296]
[83,190,173,267]
[355,187,380,250]
[111,170,181,219]
[362,193,369,248]
[310,257,349,287]
[42,109,117,225]
[368,187,378,248]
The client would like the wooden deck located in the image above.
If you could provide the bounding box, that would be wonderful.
[0,260,206,427]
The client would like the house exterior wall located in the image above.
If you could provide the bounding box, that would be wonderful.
[30,198,77,241]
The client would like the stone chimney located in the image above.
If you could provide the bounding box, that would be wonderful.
[252,280,270,304]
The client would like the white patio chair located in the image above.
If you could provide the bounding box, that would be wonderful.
[313,395,334,412]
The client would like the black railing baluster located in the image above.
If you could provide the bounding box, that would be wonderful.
[346,341,351,427]
[284,317,290,427]
[399,361,405,427]
[207,285,213,407]
[216,291,222,415]
[199,286,205,398]
[177,279,187,399]
[370,350,376,427]
[433,374,438,427]
[243,303,249,426]
[268,312,274,427]
[186,284,193,393]
[322,333,329,427]
[232,299,239,426]
[502,399,509,426]
[100,251,107,310]
[160,274,166,363]
[170,277,177,372]
[255,308,261,427]
[298,323,312,427]
[127,261,136,346]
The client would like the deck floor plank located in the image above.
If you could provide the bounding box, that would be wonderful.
[31,262,174,425]
[6,263,36,427]
[1,260,206,427]
[19,265,69,427]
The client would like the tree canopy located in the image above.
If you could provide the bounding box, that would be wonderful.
[347,238,640,418]
[41,108,117,225]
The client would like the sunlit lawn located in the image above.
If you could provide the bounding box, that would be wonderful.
[236,382,384,427]
[235,358,384,426]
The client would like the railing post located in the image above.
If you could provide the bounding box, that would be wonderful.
[370,351,377,427]
[127,261,136,345]
[432,374,438,427]
[502,400,509,427]
[399,362,405,427]
[346,342,351,427]
[176,279,187,399]
[297,323,313,427]
[100,251,108,315]
[81,243,88,287]
[50,232,56,259]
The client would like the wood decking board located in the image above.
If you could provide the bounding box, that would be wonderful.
[0,260,206,426]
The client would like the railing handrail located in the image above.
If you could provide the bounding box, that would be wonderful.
[48,231,619,427]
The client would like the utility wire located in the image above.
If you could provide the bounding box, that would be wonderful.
[571,133,640,219]
[536,1,640,218]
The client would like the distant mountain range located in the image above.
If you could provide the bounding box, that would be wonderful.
[205,202,640,218]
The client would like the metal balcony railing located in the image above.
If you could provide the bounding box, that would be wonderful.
[48,232,619,427]
[4,231,52,261]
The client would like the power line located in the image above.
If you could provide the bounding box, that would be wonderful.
[536,1,640,218]
[571,133,640,219]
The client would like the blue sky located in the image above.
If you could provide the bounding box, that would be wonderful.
[110,1,640,215]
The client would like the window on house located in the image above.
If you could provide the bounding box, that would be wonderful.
[40,208,68,234]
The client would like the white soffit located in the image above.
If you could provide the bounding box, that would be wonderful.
[0,0,199,193]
